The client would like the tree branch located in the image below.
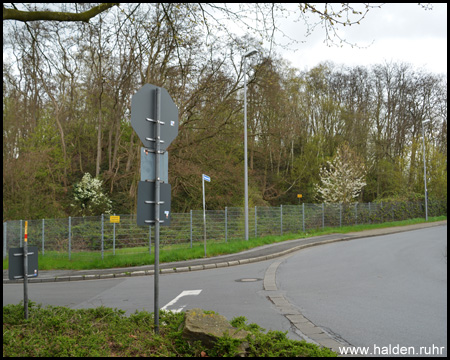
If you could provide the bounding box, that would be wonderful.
[3,3,120,23]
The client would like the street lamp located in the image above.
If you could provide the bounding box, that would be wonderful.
[243,48,258,241]
[421,119,431,221]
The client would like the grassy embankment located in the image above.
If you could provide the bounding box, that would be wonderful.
[3,216,446,271]
[3,302,338,357]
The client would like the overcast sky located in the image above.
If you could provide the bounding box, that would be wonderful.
[275,3,447,75]
[3,4,446,76]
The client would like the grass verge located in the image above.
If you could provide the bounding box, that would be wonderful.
[3,301,338,357]
[3,216,446,271]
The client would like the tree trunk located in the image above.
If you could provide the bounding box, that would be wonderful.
[96,94,102,177]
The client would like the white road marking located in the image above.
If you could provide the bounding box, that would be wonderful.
[161,289,202,313]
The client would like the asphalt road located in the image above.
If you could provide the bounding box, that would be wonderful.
[3,257,301,340]
[277,225,447,356]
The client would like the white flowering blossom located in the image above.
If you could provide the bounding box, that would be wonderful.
[316,144,366,204]
[71,173,112,215]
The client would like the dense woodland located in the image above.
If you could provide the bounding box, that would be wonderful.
[3,4,447,221]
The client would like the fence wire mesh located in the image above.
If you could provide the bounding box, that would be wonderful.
[3,200,446,260]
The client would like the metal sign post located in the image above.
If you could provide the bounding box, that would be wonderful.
[202,174,210,257]
[110,215,120,255]
[154,88,161,334]
[9,223,39,319]
[23,221,28,319]
[131,83,178,335]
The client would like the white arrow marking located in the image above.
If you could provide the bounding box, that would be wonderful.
[161,290,202,312]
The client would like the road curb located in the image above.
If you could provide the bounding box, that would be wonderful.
[263,245,350,355]
[2,236,353,284]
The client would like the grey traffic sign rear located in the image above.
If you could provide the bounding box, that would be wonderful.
[137,182,172,226]
[141,147,168,182]
[8,246,38,280]
[131,84,179,151]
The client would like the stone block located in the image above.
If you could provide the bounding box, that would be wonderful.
[215,262,229,268]
[182,308,252,356]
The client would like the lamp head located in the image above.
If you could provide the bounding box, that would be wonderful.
[244,49,258,58]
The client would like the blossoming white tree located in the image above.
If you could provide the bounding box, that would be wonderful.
[316,143,366,203]
[71,173,112,216]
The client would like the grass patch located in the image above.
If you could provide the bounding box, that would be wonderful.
[3,216,446,271]
[3,301,338,357]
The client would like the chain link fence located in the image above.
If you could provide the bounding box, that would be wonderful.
[3,200,447,260]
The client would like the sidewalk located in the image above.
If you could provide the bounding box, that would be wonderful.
[3,220,446,283]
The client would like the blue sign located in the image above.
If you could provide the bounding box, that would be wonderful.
[203,174,211,182]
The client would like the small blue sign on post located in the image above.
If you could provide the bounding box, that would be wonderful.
[202,174,211,257]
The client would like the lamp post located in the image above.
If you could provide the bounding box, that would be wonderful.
[421,119,430,221]
[243,48,257,241]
